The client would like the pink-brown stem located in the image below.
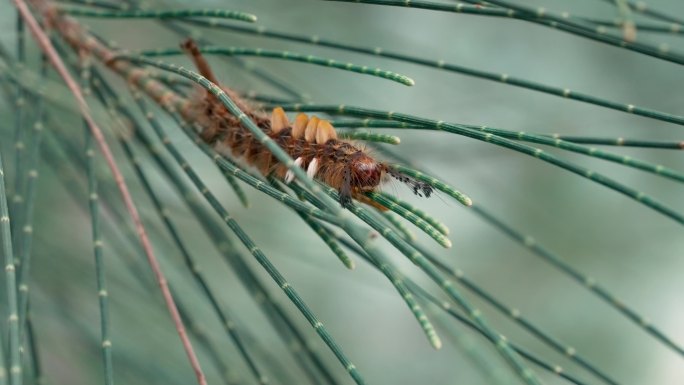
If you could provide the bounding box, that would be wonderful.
[13,1,207,384]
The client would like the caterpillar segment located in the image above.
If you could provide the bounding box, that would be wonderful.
[181,38,432,209]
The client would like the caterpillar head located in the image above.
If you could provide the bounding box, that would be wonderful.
[351,153,386,191]
[339,152,387,207]
[339,156,433,208]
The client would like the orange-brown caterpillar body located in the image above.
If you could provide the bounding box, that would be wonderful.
[181,39,431,208]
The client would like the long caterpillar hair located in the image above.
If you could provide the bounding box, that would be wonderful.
[180,38,432,208]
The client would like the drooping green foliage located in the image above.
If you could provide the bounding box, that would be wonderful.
[0,1,683,385]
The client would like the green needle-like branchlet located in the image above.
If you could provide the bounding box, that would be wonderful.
[163,99,442,349]
[162,122,341,224]
[118,59,418,337]
[136,111,270,385]
[331,119,684,150]
[416,244,621,385]
[58,7,258,23]
[123,47,415,87]
[330,119,415,129]
[467,125,684,184]
[223,170,249,207]
[337,130,401,144]
[15,56,49,373]
[160,119,341,225]
[86,63,251,208]
[408,282,593,385]
[324,0,512,17]
[307,184,541,385]
[190,19,684,127]
[0,154,22,385]
[147,71,194,89]
[35,100,243,385]
[365,192,452,248]
[332,234,593,385]
[80,58,115,385]
[11,13,27,264]
[131,94,368,385]
[84,113,115,385]
[82,60,338,384]
[377,192,449,235]
[544,135,684,150]
[115,56,348,220]
[271,179,355,269]
[472,204,684,358]
[381,211,416,241]
[9,1,681,384]
[25,317,42,385]
[214,241,342,385]
[582,18,682,35]
[161,165,341,383]
[382,144,684,361]
[297,211,355,270]
[325,0,684,65]
[16,92,45,345]
[92,88,335,384]
[145,16,312,101]
[281,103,684,225]
[288,183,443,350]
[331,118,684,181]
[86,81,268,384]
[339,183,616,384]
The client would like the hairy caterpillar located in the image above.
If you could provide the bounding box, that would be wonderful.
[181,39,432,208]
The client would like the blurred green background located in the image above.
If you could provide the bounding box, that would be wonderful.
[1,0,683,384]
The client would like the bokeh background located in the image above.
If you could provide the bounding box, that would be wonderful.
[1,0,683,384]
